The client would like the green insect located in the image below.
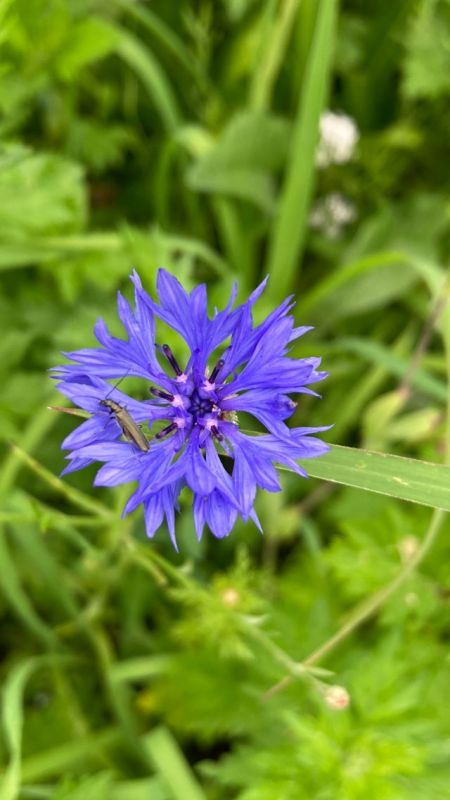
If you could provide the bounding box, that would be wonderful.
[100,399,149,452]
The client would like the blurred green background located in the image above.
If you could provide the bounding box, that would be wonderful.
[0,1,449,798]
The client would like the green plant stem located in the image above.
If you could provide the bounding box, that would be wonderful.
[265,508,445,697]
[6,444,113,521]
[0,405,56,495]
[305,509,444,666]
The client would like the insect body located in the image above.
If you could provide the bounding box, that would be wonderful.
[100,399,149,452]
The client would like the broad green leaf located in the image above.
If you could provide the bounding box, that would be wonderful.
[187,112,289,212]
[296,444,450,511]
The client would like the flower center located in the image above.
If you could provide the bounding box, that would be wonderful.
[187,389,214,420]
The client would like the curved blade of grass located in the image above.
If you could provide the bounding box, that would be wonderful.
[0,655,73,800]
[111,0,196,77]
[294,444,450,511]
[0,529,59,648]
[324,337,447,402]
[7,443,113,520]
[250,0,300,112]
[11,524,79,619]
[299,251,410,316]
[0,658,46,800]
[109,655,173,683]
[20,728,121,782]
[144,726,207,800]
[112,26,181,132]
[266,0,337,299]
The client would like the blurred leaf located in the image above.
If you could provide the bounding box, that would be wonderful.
[385,407,442,444]
[65,118,135,173]
[187,112,289,212]
[55,17,118,82]
[51,772,113,800]
[362,390,406,450]
[402,0,450,100]
[0,144,86,241]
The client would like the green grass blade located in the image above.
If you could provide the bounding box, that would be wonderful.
[11,524,79,619]
[0,656,73,800]
[0,529,59,648]
[299,251,410,316]
[266,0,337,299]
[109,655,172,683]
[325,337,447,402]
[144,726,207,800]
[0,657,43,800]
[295,444,450,511]
[20,728,121,782]
[111,0,196,77]
[250,0,300,112]
[112,26,181,132]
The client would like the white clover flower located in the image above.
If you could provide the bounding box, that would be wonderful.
[316,110,359,168]
[309,193,357,239]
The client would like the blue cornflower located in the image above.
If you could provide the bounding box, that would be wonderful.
[53,270,329,547]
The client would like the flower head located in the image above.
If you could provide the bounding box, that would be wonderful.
[316,110,359,168]
[53,270,329,548]
[309,192,356,239]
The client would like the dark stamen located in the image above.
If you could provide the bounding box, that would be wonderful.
[162,344,182,376]
[155,421,178,440]
[150,387,174,402]
[209,358,225,384]
[211,425,223,442]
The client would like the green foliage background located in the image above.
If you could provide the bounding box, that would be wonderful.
[0,1,449,798]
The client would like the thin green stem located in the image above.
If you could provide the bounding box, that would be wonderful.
[266,508,445,698]
[304,510,444,667]
[6,444,113,521]
[0,405,56,495]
